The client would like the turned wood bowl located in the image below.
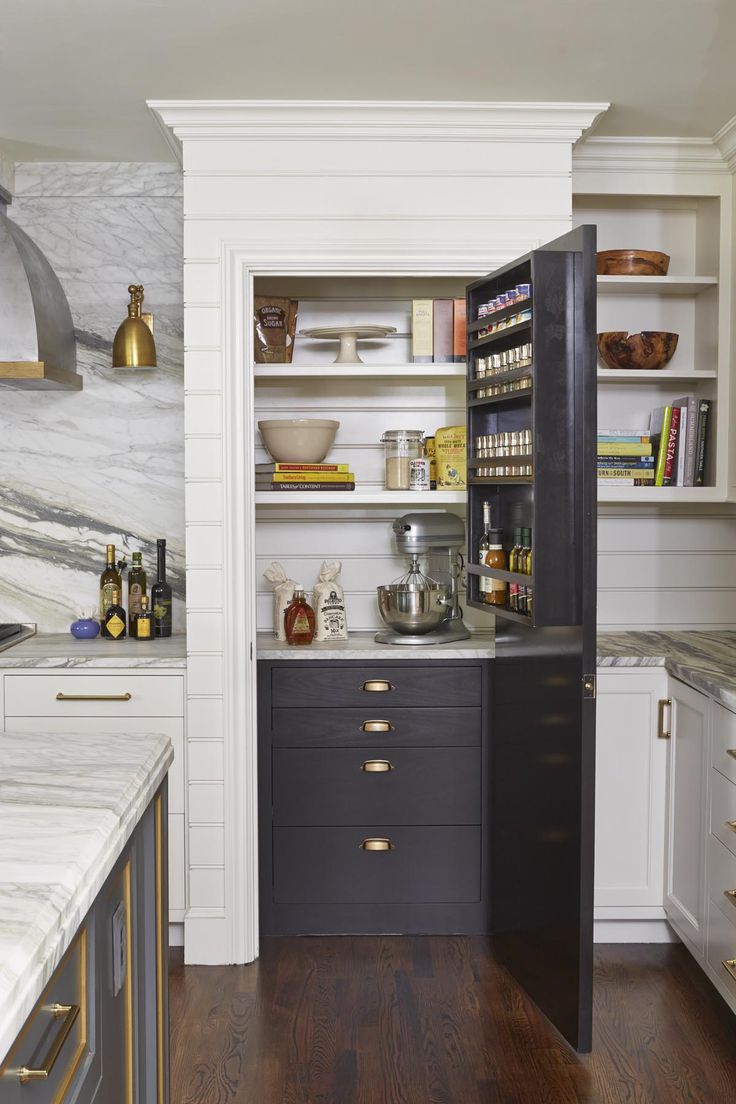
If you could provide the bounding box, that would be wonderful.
[597,331,679,371]
[596,249,671,276]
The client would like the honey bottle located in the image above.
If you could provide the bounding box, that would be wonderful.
[284,587,316,645]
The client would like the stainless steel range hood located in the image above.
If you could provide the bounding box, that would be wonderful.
[0,211,82,390]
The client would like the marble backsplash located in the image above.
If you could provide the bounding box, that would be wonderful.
[0,163,185,632]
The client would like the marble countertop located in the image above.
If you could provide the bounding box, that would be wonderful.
[0,730,173,1063]
[256,631,495,660]
[0,633,187,668]
[597,630,736,712]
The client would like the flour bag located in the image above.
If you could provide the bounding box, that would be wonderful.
[313,561,348,641]
[263,562,297,641]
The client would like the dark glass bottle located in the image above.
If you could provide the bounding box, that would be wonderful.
[102,603,127,640]
[132,594,153,640]
[128,551,147,618]
[99,544,122,621]
[284,587,315,645]
[151,539,173,638]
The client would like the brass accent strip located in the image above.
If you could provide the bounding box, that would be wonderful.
[726,821,736,834]
[17,1005,80,1083]
[154,793,166,1104]
[727,749,736,760]
[658,698,672,740]
[361,720,395,733]
[361,680,393,693]
[123,860,134,1104]
[723,958,736,981]
[360,838,394,851]
[56,692,132,702]
[361,760,393,773]
[724,889,736,905]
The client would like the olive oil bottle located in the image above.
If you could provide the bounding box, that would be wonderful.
[99,544,122,621]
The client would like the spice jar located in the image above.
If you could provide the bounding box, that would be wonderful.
[381,430,424,490]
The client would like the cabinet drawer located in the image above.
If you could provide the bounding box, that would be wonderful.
[710,767,736,859]
[0,927,90,1101]
[270,665,482,709]
[708,833,736,931]
[273,826,480,903]
[273,747,481,826]
[707,897,736,1007]
[712,701,736,786]
[4,674,183,718]
[271,707,482,748]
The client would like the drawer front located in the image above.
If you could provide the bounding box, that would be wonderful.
[5,674,183,718]
[707,833,736,930]
[712,701,736,786]
[270,665,482,709]
[271,707,482,748]
[274,826,480,903]
[710,767,736,859]
[707,897,736,1009]
[273,747,481,826]
[0,927,89,1101]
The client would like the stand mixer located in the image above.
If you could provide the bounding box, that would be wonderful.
[375,512,470,645]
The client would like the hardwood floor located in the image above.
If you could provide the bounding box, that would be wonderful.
[170,937,736,1103]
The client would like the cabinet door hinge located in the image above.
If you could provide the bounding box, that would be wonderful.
[582,673,596,699]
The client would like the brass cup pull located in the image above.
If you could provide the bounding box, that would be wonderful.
[56,692,132,702]
[723,959,736,981]
[17,1003,80,1083]
[361,720,395,733]
[727,821,736,834]
[360,838,393,851]
[724,890,736,905]
[361,760,393,773]
[727,749,736,760]
[361,680,393,693]
[658,698,672,740]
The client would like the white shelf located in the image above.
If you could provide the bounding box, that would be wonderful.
[255,489,466,506]
[596,275,718,296]
[598,485,725,504]
[597,369,717,384]
[253,362,467,381]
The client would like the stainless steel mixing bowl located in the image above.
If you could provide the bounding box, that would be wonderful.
[376,583,449,635]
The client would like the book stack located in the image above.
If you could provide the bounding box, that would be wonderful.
[598,397,711,488]
[255,463,356,492]
[597,431,655,485]
[412,299,466,363]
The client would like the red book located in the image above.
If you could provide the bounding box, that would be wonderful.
[453,298,467,362]
[662,406,681,486]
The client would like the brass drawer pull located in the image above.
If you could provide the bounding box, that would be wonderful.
[18,1003,80,1083]
[56,692,132,702]
[360,838,393,851]
[723,959,736,981]
[361,720,395,733]
[727,821,736,834]
[361,760,393,773]
[658,698,672,739]
[724,890,736,905]
[361,680,393,693]
[727,749,736,760]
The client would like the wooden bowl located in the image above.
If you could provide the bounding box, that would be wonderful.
[597,331,679,371]
[596,249,670,276]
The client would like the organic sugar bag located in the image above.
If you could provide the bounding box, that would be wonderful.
[263,562,297,641]
[313,560,348,641]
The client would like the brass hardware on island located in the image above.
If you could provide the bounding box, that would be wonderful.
[17,1003,80,1083]
[360,838,394,851]
[361,720,395,733]
[658,698,672,740]
[361,680,393,693]
[361,760,393,773]
[726,821,736,834]
[723,958,736,981]
[56,692,132,702]
[724,890,736,905]
[727,749,736,760]
[112,284,157,370]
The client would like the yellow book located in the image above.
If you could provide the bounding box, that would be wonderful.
[596,443,653,456]
[598,468,655,480]
[266,471,356,483]
[412,300,434,363]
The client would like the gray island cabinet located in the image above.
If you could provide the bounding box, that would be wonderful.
[0,731,171,1103]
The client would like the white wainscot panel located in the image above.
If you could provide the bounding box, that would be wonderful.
[598,589,736,629]
[189,782,225,823]
[599,514,736,553]
[184,305,221,348]
[189,825,225,867]
[185,393,222,435]
[599,552,736,590]
[186,350,222,393]
[189,740,225,780]
[185,482,223,524]
[185,437,222,481]
[169,814,186,913]
[187,655,224,696]
[186,524,224,567]
[187,697,224,740]
[184,260,221,304]
[187,611,225,652]
[189,867,225,909]
[186,569,224,610]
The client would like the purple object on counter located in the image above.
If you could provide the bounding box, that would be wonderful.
[71,617,101,639]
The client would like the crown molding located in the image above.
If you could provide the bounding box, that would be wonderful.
[573,134,729,175]
[714,114,736,173]
[148,100,609,147]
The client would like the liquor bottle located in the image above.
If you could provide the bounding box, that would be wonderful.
[518,527,532,614]
[508,527,522,611]
[102,602,126,640]
[132,594,153,640]
[151,538,173,638]
[100,544,122,621]
[128,551,147,617]
[484,529,508,607]
[284,587,316,645]
[478,501,493,604]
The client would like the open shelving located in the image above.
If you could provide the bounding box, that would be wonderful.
[254,362,467,381]
[254,489,465,506]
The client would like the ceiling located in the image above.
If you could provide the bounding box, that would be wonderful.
[1,0,735,162]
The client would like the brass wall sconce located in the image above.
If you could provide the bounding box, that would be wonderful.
[112,284,157,369]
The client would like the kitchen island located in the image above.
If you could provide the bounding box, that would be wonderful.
[0,730,172,1101]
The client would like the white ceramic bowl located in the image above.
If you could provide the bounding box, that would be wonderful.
[258,418,340,463]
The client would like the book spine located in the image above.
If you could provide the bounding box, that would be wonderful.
[598,430,652,441]
[264,463,351,473]
[432,299,454,363]
[412,300,434,363]
[266,472,355,483]
[654,407,672,486]
[596,444,653,456]
[598,469,655,479]
[257,482,356,491]
[596,456,655,466]
[695,400,710,486]
[684,398,699,486]
[675,406,687,486]
[453,298,467,362]
[662,406,681,485]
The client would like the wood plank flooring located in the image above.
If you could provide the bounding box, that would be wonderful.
[170,937,736,1103]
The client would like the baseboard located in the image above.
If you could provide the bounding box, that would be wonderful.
[169,921,184,948]
[594,919,679,943]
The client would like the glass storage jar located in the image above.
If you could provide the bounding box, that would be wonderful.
[381,430,425,490]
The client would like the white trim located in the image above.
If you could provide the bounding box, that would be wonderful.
[593,919,678,943]
[714,114,736,173]
[574,135,729,175]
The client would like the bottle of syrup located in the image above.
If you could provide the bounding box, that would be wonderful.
[284,587,316,645]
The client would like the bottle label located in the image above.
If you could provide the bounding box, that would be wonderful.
[478,553,490,593]
[136,618,152,639]
[101,582,120,615]
[106,613,125,639]
[491,578,506,593]
[153,601,171,621]
[292,609,311,633]
[129,583,143,614]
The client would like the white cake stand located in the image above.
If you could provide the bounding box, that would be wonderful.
[299,325,397,364]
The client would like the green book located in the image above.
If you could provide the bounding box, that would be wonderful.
[651,406,672,487]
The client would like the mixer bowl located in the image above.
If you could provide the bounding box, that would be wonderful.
[376,583,449,635]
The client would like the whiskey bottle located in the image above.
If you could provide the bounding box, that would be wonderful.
[151,538,173,638]
[128,551,147,617]
[508,527,522,611]
[478,501,493,604]
[102,602,126,640]
[132,594,153,640]
[100,544,122,621]
[284,587,316,645]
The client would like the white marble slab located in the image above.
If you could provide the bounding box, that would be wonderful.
[0,729,172,1063]
[0,633,186,668]
[256,630,495,661]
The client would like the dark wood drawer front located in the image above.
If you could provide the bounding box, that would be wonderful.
[273,826,481,903]
[273,747,481,826]
[271,665,482,708]
[271,707,482,747]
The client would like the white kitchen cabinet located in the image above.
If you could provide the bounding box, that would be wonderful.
[594,668,669,919]
[664,678,710,952]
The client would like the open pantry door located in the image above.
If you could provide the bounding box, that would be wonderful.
[465,226,597,1051]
